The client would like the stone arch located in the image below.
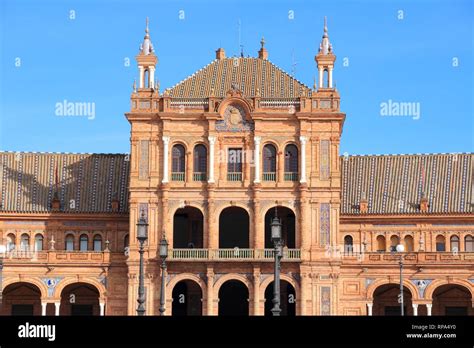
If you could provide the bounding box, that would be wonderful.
[259,274,299,301]
[214,274,253,295]
[167,273,207,295]
[2,278,48,299]
[424,279,474,301]
[366,278,419,301]
[215,203,251,217]
[217,97,253,121]
[54,278,106,301]
[170,203,205,217]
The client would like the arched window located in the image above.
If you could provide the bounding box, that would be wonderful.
[80,234,88,251]
[93,235,102,252]
[436,235,446,252]
[172,144,186,181]
[193,144,207,181]
[465,235,474,252]
[34,234,43,251]
[390,235,399,252]
[20,234,30,251]
[323,69,329,88]
[284,144,298,181]
[6,233,16,251]
[404,235,414,252]
[65,234,75,251]
[263,144,277,181]
[450,235,460,252]
[344,235,353,254]
[376,235,386,252]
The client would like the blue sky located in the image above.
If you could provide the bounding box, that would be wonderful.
[0,0,472,155]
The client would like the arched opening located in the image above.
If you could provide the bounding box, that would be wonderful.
[264,206,295,248]
[373,284,413,316]
[34,234,43,251]
[60,283,100,316]
[93,235,102,252]
[432,284,473,316]
[436,235,446,251]
[465,235,474,252]
[20,234,30,251]
[6,233,16,251]
[284,144,298,181]
[79,234,88,251]
[219,207,249,248]
[65,234,74,251]
[218,280,249,316]
[344,235,353,254]
[404,235,414,252]
[389,235,399,252]
[144,69,150,88]
[172,144,186,181]
[264,280,296,316]
[172,280,203,316]
[376,235,386,252]
[173,206,204,248]
[1,282,42,315]
[193,144,207,181]
[263,144,277,181]
[450,235,460,252]
[323,69,329,88]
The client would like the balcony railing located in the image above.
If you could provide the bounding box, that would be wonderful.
[193,172,207,181]
[1,250,111,264]
[262,172,276,181]
[227,172,242,181]
[169,248,301,261]
[284,172,298,181]
[171,172,185,181]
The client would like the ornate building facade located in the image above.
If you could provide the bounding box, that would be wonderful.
[0,19,473,316]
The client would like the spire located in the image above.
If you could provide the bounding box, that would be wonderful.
[258,36,268,60]
[319,16,333,55]
[139,17,155,55]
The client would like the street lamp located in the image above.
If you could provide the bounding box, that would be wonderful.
[136,211,148,316]
[270,207,283,316]
[159,233,169,316]
[396,243,405,316]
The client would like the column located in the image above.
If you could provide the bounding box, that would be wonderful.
[299,136,307,183]
[300,273,310,315]
[99,301,105,316]
[162,136,170,183]
[412,303,418,316]
[54,302,60,316]
[208,136,216,183]
[138,66,144,88]
[253,200,264,249]
[254,136,261,183]
[426,303,432,316]
[41,302,47,316]
[253,268,261,315]
[328,67,333,88]
[318,68,323,89]
[367,302,373,316]
[206,269,215,315]
[149,67,155,89]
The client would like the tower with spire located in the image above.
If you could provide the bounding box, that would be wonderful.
[315,16,336,89]
[136,17,158,89]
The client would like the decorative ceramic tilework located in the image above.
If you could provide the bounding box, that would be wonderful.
[320,203,330,246]
[320,286,331,315]
[139,140,149,180]
[320,140,330,180]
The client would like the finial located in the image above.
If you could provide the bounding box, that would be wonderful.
[260,36,265,48]
[323,16,328,38]
[313,76,317,90]
[145,17,149,36]
[133,79,137,93]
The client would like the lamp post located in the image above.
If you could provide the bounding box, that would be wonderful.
[270,207,283,316]
[159,233,169,316]
[396,243,405,316]
[136,212,148,316]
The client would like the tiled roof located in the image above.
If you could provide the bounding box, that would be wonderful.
[0,152,129,214]
[167,57,312,98]
[341,153,473,215]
